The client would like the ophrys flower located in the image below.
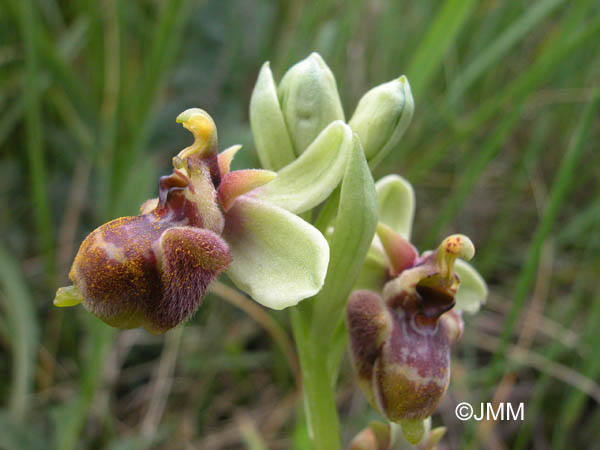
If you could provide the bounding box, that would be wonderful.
[54,109,342,333]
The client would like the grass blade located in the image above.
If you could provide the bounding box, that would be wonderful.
[16,0,55,275]
[423,105,522,246]
[0,243,39,420]
[490,91,599,374]
[447,0,566,104]
[407,0,477,98]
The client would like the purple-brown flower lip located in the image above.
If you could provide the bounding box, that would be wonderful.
[347,223,475,425]
[54,109,279,333]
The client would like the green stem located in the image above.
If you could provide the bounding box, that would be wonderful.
[288,136,376,449]
[291,308,341,450]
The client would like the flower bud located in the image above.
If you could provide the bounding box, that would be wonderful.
[350,419,446,449]
[350,421,391,450]
[277,52,345,155]
[349,76,414,168]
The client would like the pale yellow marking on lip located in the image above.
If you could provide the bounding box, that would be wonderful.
[93,233,126,263]
[384,352,448,388]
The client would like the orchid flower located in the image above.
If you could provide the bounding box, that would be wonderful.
[347,175,488,444]
[54,108,353,333]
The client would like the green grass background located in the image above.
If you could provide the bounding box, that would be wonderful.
[1,0,599,448]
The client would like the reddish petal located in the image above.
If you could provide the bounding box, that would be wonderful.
[217,145,242,178]
[376,223,418,276]
[218,169,276,211]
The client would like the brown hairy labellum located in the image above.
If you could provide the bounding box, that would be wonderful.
[70,156,231,334]
[54,109,262,333]
[347,289,461,421]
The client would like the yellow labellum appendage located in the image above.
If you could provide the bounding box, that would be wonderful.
[54,285,83,307]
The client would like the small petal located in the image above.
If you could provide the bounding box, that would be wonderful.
[218,169,277,211]
[376,223,418,276]
[54,285,83,307]
[249,62,296,171]
[223,196,329,309]
[375,175,415,239]
[278,52,345,155]
[218,145,242,178]
[252,121,352,213]
[454,259,488,314]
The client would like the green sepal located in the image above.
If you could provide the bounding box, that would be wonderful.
[249,62,296,171]
[253,121,352,214]
[366,76,414,170]
[223,196,329,310]
[349,76,414,162]
[375,175,415,240]
[454,259,488,313]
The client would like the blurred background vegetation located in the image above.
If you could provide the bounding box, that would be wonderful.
[1,0,599,448]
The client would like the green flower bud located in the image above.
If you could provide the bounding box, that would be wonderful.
[350,419,446,449]
[350,421,391,450]
[277,52,345,155]
[349,76,414,168]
